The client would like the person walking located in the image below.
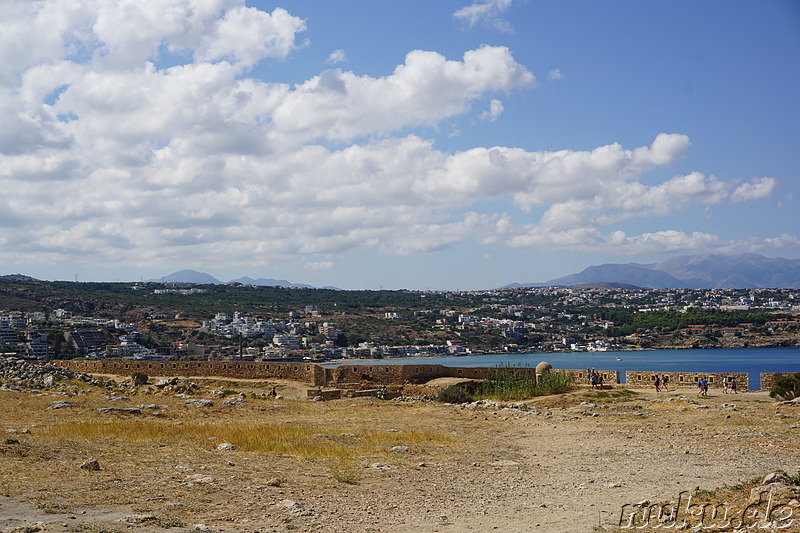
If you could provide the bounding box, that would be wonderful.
[722,377,728,394]
[662,374,669,391]
[730,377,737,394]
[654,375,661,393]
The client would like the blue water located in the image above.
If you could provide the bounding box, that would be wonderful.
[324,346,800,389]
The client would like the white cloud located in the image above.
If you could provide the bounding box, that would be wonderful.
[326,49,347,64]
[270,45,533,145]
[0,1,789,275]
[481,99,504,121]
[454,0,514,33]
[304,261,334,270]
[548,68,563,81]
[730,177,776,202]
[196,6,306,68]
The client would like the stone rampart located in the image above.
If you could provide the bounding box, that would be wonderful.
[53,359,619,388]
[761,371,799,391]
[53,360,771,391]
[625,371,749,391]
[53,359,325,385]
[563,369,620,386]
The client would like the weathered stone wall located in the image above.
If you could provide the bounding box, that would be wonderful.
[625,371,749,391]
[761,372,799,392]
[324,364,545,386]
[54,359,767,391]
[562,369,620,385]
[53,359,619,387]
[53,359,324,385]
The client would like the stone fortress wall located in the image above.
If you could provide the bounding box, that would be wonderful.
[760,371,798,391]
[53,359,792,391]
[624,371,749,391]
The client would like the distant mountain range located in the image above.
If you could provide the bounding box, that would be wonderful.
[3,254,799,290]
[504,254,800,289]
[153,270,333,289]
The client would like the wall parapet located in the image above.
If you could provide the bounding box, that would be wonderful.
[761,371,799,392]
[53,360,773,391]
[52,359,323,385]
[625,371,749,391]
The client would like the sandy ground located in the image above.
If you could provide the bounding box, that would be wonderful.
[1,377,799,533]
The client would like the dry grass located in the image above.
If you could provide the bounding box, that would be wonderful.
[42,419,453,460]
[0,383,466,519]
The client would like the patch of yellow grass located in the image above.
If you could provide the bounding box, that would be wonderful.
[42,419,453,461]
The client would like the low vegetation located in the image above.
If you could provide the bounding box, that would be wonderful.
[474,366,575,401]
[769,371,800,401]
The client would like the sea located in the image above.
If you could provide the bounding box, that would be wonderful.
[323,346,800,389]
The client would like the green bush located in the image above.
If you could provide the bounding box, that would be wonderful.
[770,372,800,401]
[476,365,575,401]
[437,386,474,404]
[131,372,149,386]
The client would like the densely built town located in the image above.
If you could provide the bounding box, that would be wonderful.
[1,282,799,361]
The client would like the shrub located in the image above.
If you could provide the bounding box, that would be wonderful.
[131,372,148,386]
[437,386,474,404]
[770,372,800,401]
[476,365,575,401]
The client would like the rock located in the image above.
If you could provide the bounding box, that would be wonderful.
[311,396,326,402]
[193,524,211,531]
[216,442,236,451]
[390,445,409,452]
[80,458,101,471]
[184,399,214,407]
[761,471,794,486]
[185,474,216,484]
[97,407,142,414]
[47,401,76,410]
[279,499,314,517]
[8,526,42,533]
[266,477,282,487]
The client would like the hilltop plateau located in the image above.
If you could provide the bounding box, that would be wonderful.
[1,361,799,532]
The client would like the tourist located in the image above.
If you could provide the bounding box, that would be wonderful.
[697,377,708,397]
[722,377,728,394]
[381,385,388,399]
[730,378,737,394]
[268,386,277,397]
[654,375,661,393]
[662,374,669,391]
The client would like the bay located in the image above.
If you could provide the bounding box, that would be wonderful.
[324,346,800,389]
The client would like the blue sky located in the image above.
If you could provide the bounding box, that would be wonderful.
[1,0,798,289]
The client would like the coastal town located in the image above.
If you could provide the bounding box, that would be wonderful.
[1,281,799,362]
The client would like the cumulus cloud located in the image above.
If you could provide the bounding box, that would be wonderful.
[0,0,788,275]
[326,49,347,64]
[481,99,504,121]
[548,68,563,81]
[454,0,514,33]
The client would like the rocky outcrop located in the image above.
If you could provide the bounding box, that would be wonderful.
[0,357,110,391]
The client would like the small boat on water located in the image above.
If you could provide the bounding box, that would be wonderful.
[616,357,622,361]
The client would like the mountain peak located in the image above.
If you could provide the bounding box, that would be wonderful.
[504,254,800,289]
